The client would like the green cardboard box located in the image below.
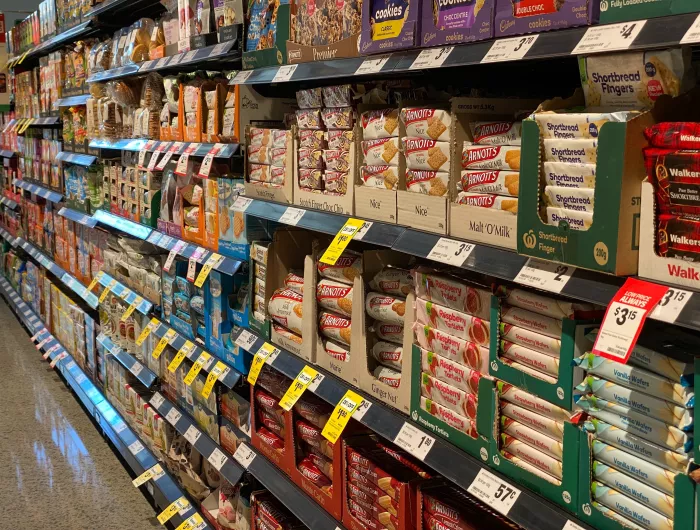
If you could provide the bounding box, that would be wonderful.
[599,0,698,23]
[410,343,493,463]
[517,91,654,275]
[489,295,599,410]
[578,430,695,530]
[242,3,291,70]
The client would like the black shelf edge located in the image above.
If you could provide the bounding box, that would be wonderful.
[96,271,155,315]
[57,207,100,227]
[97,332,158,388]
[12,178,63,203]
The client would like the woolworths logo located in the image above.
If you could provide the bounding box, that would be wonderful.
[411,411,418,421]
[523,229,537,249]
[600,0,608,11]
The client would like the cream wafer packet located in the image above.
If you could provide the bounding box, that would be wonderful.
[494,285,604,320]
[501,358,558,383]
[543,162,596,188]
[591,482,673,530]
[421,396,477,438]
[500,435,563,479]
[502,452,562,486]
[592,440,678,495]
[500,304,563,338]
[547,207,593,231]
[500,340,559,377]
[593,461,674,519]
[585,418,689,473]
[459,170,519,196]
[421,372,477,419]
[501,416,563,460]
[544,185,594,213]
[500,323,561,357]
[497,382,572,422]
[534,111,635,139]
[592,502,645,530]
[544,138,598,164]
[456,192,518,214]
[501,401,564,440]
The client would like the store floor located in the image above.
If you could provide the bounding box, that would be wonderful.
[0,300,158,529]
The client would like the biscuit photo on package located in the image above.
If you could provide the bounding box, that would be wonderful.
[400,108,451,141]
[459,170,520,196]
[361,165,399,190]
[362,138,400,166]
[462,144,521,170]
[403,138,451,171]
[456,192,518,214]
[361,109,399,140]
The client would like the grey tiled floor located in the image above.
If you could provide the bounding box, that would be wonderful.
[0,300,158,529]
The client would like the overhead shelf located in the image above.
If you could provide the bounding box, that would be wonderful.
[12,179,63,203]
[57,151,97,166]
[145,230,243,275]
[0,197,18,209]
[88,138,240,158]
[96,271,155,315]
[7,20,94,66]
[28,117,62,126]
[57,206,99,227]
[56,94,91,107]
[0,150,16,158]
[0,277,212,530]
[92,209,154,239]
[96,333,158,388]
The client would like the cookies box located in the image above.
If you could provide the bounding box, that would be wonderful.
[517,90,654,275]
[359,0,418,55]
[450,97,542,249]
[599,0,700,23]
[250,383,295,475]
[419,0,494,48]
[494,0,598,38]
[244,125,295,205]
[242,1,292,69]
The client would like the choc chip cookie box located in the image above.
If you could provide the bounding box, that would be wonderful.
[360,0,420,54]
[494,0,599,38]
[420,0,494,48]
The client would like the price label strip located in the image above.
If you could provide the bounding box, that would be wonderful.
[234,329,258,351]
[426,237,475,267]
[393,422,435,461]
[50,351,67,368]
[136,317,160,346]
[194,253,223,288]
[272,64,298,83]
[232,196,253,212]
[355,54,391,76]
[233,443,257,469]
[164,240,187,273]
[410,47,453,70]
[322,390,363,443]
[150,392,165,409]
[175,144,197,175]
[157,497,190,525]
[99,278,117,303]
[592,278,668,363]
[120,296,143,321]
[153,328,177,359]
[650,287,692,324]
[184,424,201,445]
[168,341,195,372]
[247,343,280,385]
[201,360,227,398]
[232,70,253,84]
[132,464,164,487]
[319,218,366,265]
[198,143,225,178]
[278,207,305,226]
[572,21,647,55]
[43,344,60,360]
[183,351,211,385]
[208,448,229,471]
[481,35,538,63]
[467,469,522,516]
[176,513,206,530]
[514,258,574,293]
[86,272,102,292]
[681,14,700,44]
[279,366,320,411]
[155,142,183,170]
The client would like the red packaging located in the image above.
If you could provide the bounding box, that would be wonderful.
[260,411,285,437]
[423,496,471,530]
[645,123,700,150]
[657,213,700,261]
[306,450,333,479]
[255,389,285,420]
[298,456,333,488]
[251,385,294,475]
[294,395,332,429]
[644,147,700,214]
[296,419,324,445]
[376,442,432,479]
[257,426,285,449]
[351,508,384,530]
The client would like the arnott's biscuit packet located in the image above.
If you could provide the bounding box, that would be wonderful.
[317,279,354,317]
[403,138,451,171]
[373,322,404,344]
[459,170,519,196]
[421,348,482,394]
[400,108,451,141]
[405,170,449,196]
[369,267,413,296]
[456,192,518,214]
[462,144,521,170]
[365,292,406,325]
[415,298,490,345]
[413,323,489,373]
[317,251,362,285]
[361,109,400,140]
[421,372,477,419]
[363,138,400,166]
[421,396,477,438]
[323,339,350,362]
[319,311,352,346]
[268,288,304,335]
[372,341,403,370]
[361,165,399,190]
[469,121,521,146]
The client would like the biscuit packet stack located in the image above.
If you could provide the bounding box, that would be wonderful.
[247,127,291,189]
[534,111,636,231]
[412,266,491,439]
[252,366,293,462]
[292,393,335,494]
[251,490,305,530]
[401,107,451,196]
[360,108,401,191]
[573,346,695,529]
[459,118,522,214]
[316,250,359,363]
[365,266,414,388]
[267,268,305,347]
[251,241,270,327]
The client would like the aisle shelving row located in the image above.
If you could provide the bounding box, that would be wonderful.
[0,276,213,530]
[12,178,62,203]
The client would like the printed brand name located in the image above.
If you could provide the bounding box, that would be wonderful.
[462,194,496,207]
[319,286,351,297]
[669,167,700,178]
[475,122,511,139]
[374,2,404,19]
[370,296,394,307]
[466,171,499,185]
[467,146,499,161]
[405,138,438,150]
[321,314,349,327]
[405,108,435,122]
[379,324,403,333]
[408,170,438,183]
[670,233,700,247]
[273,288,303,301]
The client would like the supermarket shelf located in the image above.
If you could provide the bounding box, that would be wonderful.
[233,14,700,85]
[0,278,211,530]
[231,327,592,530]
[145,231,243,275]
[8,20,94,66]
[57,206,99,227]
[92,209,154,239]
[57,150,97,166]
[86,0,162,17]
[29,117,62,126]
[0,197,18,209]
[150,393,345,530]
[96,271,155,315]
[0,227,15,245]
[0,149,16,158]
[149,320,241,389]
[12,178,63,203]
[89,138,241,158]
[56,94,91,107]
[97,333,158,388]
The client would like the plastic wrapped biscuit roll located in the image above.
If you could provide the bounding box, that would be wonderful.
[420,348,482,394]
[317,279,353,317]
[501,305,563,338]
[400,108,451,141]
[592,502,645,530]
[268,288,304,335]
[585,418,689,473]
[574,353,695,408]
[494,285,603,320]
[547,207,593,231]
[500,435,563,479]
[415,298,490,345]
[369,267,413,297]
[543,139,598,164]
[469,121,521,146]
[412,266,491,319]
[323,339,350,362]
[593,462,674,518]
[375,365,401,387]
[500,323,561,357]
[543,162,596,188]
[459,170,520,196]
[413,323,490,373]
[497,382,572,422]
[456,192,518,214]
[534,112,633,139]
[501,401,564,440]
[421,396,477,438]
[284,271,304,295]
[544,185,595,213]
[421,372,477,419]
[591,482,673,530]
[500,340,560,377]
[319,311,352,346]
[501,358,558,383]
[501,452,562,486]
[501,417,563,460]
[361,165,399,190]
[317,251,361,286]
[372,342,403,371]
[592,440,677,495]
[373,322,404,345]
[628,344,694,387]
[462,144,521,171]
[366,292,406,326]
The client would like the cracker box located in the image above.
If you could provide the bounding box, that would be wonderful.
[494,0,599,37]
[420,0,494,48]
[359,0,418,55]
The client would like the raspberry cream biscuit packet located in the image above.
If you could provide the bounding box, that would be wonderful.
[319,310,352,345]
[365,292,406,325]
[317,251,361,285]
[421,397,477,438]
[400,108,451,141]
[421,372,477,419]
[416,298,490,345]
[456,192,518,214]
[459,170,519,196]
[462,144,521,171]
[412,266,491,319]
[316,279,353,317]
[362,138,400,166]
[361,165,399,190]
[405,170,449,196]
[268,288,304,335]
[403,138,450,171]
[420,348,482,394]
[361,109,400,140]
[413,322,489,373]
[469,121,521,146]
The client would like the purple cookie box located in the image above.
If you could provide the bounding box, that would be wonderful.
[494,0,599,37]
[420,0,494,48]
[359,0,420,54]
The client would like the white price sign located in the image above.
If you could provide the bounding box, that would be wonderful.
[410,47,453,70]
[164,240,187,272]
[562,521,587,530]
[279,207,305,226]
[426,238,475,267]
[156,57,170,68]
[353,221,373,241]
[114,421,127,434]
[572,21,647,54]
[131,362,143,377]
[481,35,538,63]
[467,469,522,516]
[233,443,256,469]
[514,258,574,293]
[208,448,228,471]
[232,196,253,212]
[50,352,67,368]
[272,64,298,83]
[184,425,201,445]
[234,330,257,350]
[393,422,435,461]
[168,54,183,65]
[128,440,144,456]
[681,14,700,44]
[355,54,391,75]
[232,70,253,84]
[165,408,182,425]
[211,43,228,56]
[183,50,198,62]
[650,287,692,323]
[352,399,372,421]
[150,392,165,409]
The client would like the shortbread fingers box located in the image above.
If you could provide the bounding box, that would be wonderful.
[494,0,599,38]
[420,0,494,48]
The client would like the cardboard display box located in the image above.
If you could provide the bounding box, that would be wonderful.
[450,97,541,249]
[494,0,599,38]
[244,126,295,205]
[419,0,494,48]
[599,0,699,23]
[287,31,360,65]
[517,91,654,275]
[359,0,418,55]
[242,2,291,70]
[250,382,295,475]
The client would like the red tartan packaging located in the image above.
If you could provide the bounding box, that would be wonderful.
[657,212,700,262]
[645,122,700,150]
[644,148,700,214]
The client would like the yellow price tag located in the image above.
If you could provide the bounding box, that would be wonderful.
[120,296,142,322]
[194,253,223,288]
[183,351,211,385]
[319,218,365,265]
[99,279,117,303]
[132,464,163,487]
[157,497,190,524]
[19,119,33,134]
[168,340,194,372]
[247,343,279,385]
[136,317,160,346]
[86,272,103,292]
[153,328,177,359]
[201,361,227,399]
[17,51,29,65]
[321,390,363,443]
[279,366,319,411]
[176,513,204,530]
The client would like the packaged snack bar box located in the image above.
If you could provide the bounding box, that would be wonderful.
[420,0,494,48]
[494,0,599,38]
[360,0,419,54]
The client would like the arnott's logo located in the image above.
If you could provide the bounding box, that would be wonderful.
[523,229,536,249]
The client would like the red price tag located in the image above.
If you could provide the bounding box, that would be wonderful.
[592,278,668,363]
[155,142,183,170]
[147,143,169,171]
[198,143,224,178]
[175,144,197,176]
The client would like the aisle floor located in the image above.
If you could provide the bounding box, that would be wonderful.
[0,300,158,529]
